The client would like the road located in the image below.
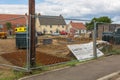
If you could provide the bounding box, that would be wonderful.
[20,55,120,80]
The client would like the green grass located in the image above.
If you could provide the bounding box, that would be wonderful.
[111,49,120,55]
[0,77,14,80]
[0,70,25,80]
[100,44,120,56]
[66,60,79,66]
[0,72,3,76]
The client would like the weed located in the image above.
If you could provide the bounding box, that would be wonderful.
[111,49,120,55]
[0,77,14,80]
[66,60,79,67]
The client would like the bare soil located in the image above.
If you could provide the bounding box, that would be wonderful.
[1,51,70,67]
[0,36,91,67]
[0,39,17,54]
[37,36,91,57]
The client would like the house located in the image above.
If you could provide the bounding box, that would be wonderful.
[36,14,67,34]
[97,24,120,39]
[67,21,87,35]
[0,14,26,34]
[0,14,67,35]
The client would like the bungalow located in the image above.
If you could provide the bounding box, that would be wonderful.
[67,21,87,35]
[36,14,67,34]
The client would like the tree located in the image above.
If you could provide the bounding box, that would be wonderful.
[86,16,112,30]
[5,22,12,35]
[6,22,12,30]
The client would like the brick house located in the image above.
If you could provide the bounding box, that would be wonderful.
[0,14,26,34]
[97,24,120,39]
[67,21,87,35]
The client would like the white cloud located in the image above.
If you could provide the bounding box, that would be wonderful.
[112,16,120,23]
[0,5,28,14]
[36,0,120,19]
[0,0,120,22]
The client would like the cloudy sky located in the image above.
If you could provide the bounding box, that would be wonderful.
[0,0,120,23]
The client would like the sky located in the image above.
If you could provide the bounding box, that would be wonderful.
[0,0,120,23]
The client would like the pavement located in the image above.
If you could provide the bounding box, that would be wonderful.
[19,55,120,80]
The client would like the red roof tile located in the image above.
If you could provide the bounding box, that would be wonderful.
[70,21,86,30]
[0,14,26,25]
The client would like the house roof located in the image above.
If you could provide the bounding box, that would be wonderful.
[70,21,86,30]
[39,15,66,25]
[0,14,26,25]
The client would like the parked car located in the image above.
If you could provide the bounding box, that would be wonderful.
[51,32,60,36]
[60,31,67,35]
[37,32,43,36]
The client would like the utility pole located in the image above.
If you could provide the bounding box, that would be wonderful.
[29,0,36,67]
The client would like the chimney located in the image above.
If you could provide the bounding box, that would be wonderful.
[59,14,62,16]
[70,21,72,23]
[38,13,41,16]
[25,13,27,16]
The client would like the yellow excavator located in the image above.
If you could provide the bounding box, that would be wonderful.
[0,32,7,39]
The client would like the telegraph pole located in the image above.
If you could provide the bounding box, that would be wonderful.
[29,0,36,67]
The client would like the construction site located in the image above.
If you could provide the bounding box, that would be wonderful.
[0,0,120,80]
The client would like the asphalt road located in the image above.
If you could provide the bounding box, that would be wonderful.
[20,55,120,80]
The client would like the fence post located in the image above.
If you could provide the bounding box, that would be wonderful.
[93,21,97,59]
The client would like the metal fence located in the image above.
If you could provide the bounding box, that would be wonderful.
[0,16,29,71]
[1,15,116,72]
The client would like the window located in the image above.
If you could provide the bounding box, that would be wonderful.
[81,30,83,33]
[16,24,20,27]
[56,29,59,33]
[62,25,64,28]
[43,28,47,34]
[50,25,52,28]
[83,30,85,33]
[0,24,3,28]
[50,30,52,33]
[81,30,85,33]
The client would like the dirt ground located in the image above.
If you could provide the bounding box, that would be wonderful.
[0,39,17,54]
[37,36,91,57]
[1,51,70,67]
[0,36,91,66]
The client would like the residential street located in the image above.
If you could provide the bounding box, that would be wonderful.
[20,55,120,80]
